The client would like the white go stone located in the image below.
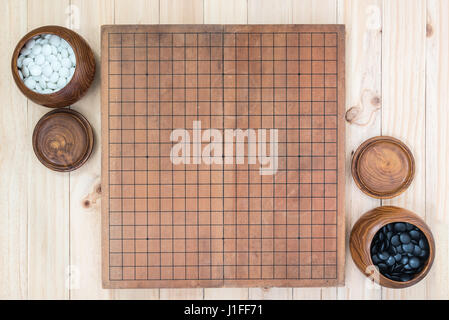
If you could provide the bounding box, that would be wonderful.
[17,56,24,68]
[35,54,45,65]
[48,54,57,63]
[22,57,33,66]
[61,48,68,58]
[24,77,36,89]
[47,82,57,89]
[22,66,29,77]
[29,65,42,76]
[25,39,35,49]
[17,33,76,94]
[20,47,31,56]
[51,60,61,71]
[59,66,69,78]
[43,65,53,77]
[57,77,66,88]
[61,57,72,68]
[49,35,61,46]
[50,72,59,83]
[31,44,42,55]
[42,44,52,55]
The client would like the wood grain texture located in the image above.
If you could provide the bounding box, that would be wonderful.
[350,206,435,289]
[204,0,247,24]
[351,136,415,199]
[425,0,449,300]
[101,23,345,289]
[1,0,449,300]
[32,109,93,172]
[336,0,382,301]
[69,0,114,300]
[160,0,204,24]
[0,0,28,299]
[26,0,70,299]
[114,0,159,24]
[381,0,427,300]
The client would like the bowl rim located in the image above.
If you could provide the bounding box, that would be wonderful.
[32,108,94,172]
[11,25,80,100]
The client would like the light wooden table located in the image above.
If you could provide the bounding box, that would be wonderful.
[1,0,447,300]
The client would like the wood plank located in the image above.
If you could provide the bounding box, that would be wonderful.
[69,0,117,300]
[204,0,247,24]
[159,0,204,300]
[425,0,449,300]
[26,0,70,299]
[160,0,204,24]
[247,0,292,24]
[292,0,337,23]
[115,0,159,24]
[381,0,426,300]
[0,0,28,299]
[203,0,249,300]
[335,0,382,301]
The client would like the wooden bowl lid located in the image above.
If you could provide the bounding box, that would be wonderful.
[352,136,415,199]
[32,109,94,172]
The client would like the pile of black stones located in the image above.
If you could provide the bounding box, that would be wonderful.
[370,222,429,282]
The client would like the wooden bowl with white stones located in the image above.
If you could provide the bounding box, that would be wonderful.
[11,25,96,108]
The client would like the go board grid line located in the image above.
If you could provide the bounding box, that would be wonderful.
[158,34,161,280]
[285,32,288,277]
[272,32,275,279]
[323,32,326,277]
[133,33,136,281]
[247,32,250,279]
[196,33,200,280]
[146,31,149,281]
[171,33,174,280]
[222,31,225,281]
[184,32,187,280]
[120,33,124,280]
[106,30,340,282]
[309,34,313,279]
[297,31,301,279]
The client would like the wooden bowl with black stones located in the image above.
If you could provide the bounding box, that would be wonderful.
[350,206,435,289]
[32,108,94,172]
[11,25,96,108]
[352,136,415,199]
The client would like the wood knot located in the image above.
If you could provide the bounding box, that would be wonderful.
[345,106,360,123]
[371,96,381,106]
[426,23,433,37]
[83,200,91,208]
[96,184,102,194]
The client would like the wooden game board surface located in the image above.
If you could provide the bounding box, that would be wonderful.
[101,24,345,288]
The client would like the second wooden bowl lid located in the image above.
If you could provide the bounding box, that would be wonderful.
[352,136,415,199]
[32,108,94,172]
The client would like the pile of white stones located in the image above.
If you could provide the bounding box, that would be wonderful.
[17,34,76,94]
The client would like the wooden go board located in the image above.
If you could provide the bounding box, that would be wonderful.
[101,25,345,288]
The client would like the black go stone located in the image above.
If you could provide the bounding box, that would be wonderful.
[370,222,430,282]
